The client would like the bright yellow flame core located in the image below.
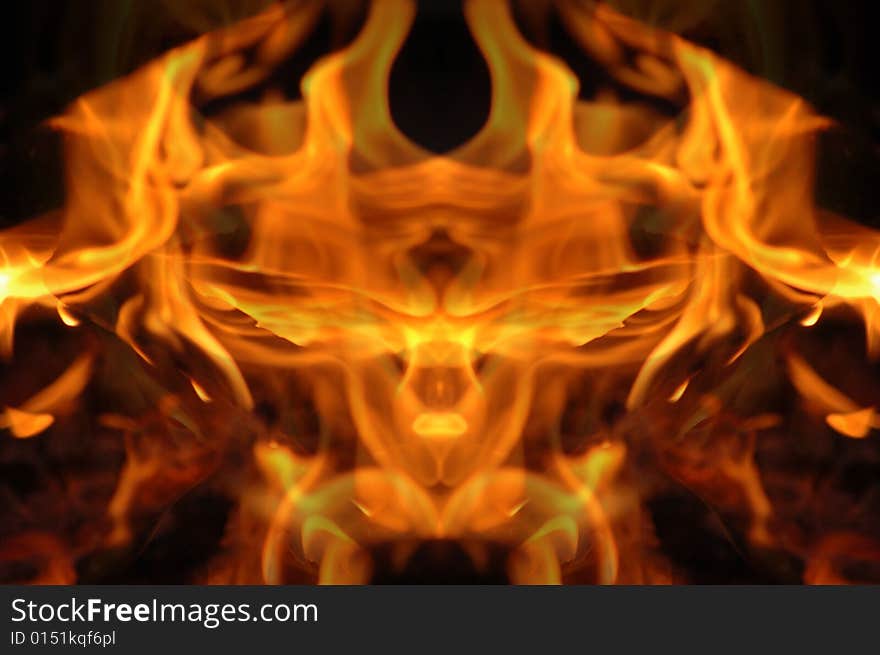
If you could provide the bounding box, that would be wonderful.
[412,413,468,437]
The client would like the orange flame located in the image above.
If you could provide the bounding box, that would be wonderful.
[2,0,880,584]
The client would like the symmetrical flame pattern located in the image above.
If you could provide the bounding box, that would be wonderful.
[2,0,880,583]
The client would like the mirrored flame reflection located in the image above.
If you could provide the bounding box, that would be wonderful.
[1,0,880,584]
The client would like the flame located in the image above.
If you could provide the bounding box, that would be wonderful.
[0,353,93,438]
[826,409,877,440]
[668,378,690,403]
[190,378,213,403]
[2,0,880,584]
[412,413,469,438]
[786,351,880,438]
[800,303,823,327]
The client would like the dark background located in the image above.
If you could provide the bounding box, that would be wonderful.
[1,0,877,227]
[2,0,879,139]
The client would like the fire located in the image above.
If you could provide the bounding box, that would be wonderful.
[1,0,879,584]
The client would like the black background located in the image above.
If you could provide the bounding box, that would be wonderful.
[1,0,877,226]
